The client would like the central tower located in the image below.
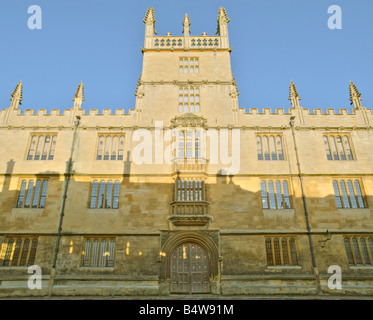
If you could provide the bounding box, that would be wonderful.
[135,7,239,127]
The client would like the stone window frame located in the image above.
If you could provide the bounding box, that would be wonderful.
[332,178,366,209]
[265,237,298,266]
[179,57,200,75]
[344,236,373,266]
[178,86,201,113]
[173,177,206,202]
[89,179,121,209]
[16,178,49,209]
[95,134,125,161]
[0,237,38,267]
[323,133,355,161]
[26,133,58,161]
[80,237,116,268]
[256,134,285,161]
[174,128,203,159]
[260,179,292,210]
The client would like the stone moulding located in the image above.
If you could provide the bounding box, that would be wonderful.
[170,113,207,128]
[168,215,212,226]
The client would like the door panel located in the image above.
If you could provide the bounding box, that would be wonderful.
[170,243,209,294]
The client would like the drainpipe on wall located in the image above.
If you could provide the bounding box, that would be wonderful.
[289,116,321,293]
[47,115,80,296]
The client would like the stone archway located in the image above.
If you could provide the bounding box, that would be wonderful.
[159,231,220,294]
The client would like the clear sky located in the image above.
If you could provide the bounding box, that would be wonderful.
[1,0,372,113]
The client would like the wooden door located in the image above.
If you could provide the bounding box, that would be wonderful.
[170,243,209,294]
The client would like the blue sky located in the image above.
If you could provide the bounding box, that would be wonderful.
[1,0,372,113]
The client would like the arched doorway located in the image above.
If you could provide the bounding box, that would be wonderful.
[170,242,210,294]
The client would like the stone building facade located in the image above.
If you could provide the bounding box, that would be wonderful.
[0,7,373,297]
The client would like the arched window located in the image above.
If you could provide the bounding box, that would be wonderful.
[27,136,37,160]
[16,179,48,209]
[27,135,57,160]
[31,180,42,208]
[324,134,354,160]
[352,238,363,265]
[332,180,342,208]
[118,136,125,160]
[354,180,365,208]
[339,180,350,208]
[268,181,276,209]
[262,136,270,160]
[282,181,291,209]
[41,136,51,160]
[82,238,116,268]
[97,181,106,208]
[276,136,284,160]
[34,136,44,160]
[260,181,268,209]
[273,238,281,265]
[343,136,353,160]
[333,179,365,209]
[97,136,104,160]
[106,181,113,208]
[104,137,111,160]
[39,181,48,208]
[269,136,277,160]
[323,136,332,160]
[113,181,120,209]
[329,136,339,160]
[90,180,120,209]
[49,136,57,160]
[275,180,282,209]
[24,180,34,208]
[90,181,98,208]
[265,238,273,265]
[336,136,346,160]
[256,136,263,160]
[111,136,118,160]
[17,180,27,208]
[347,180,357,208]
[344,237,373,266]
[261,180,292,209]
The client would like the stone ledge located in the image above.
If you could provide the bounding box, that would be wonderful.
[11,208,44,214]
[87,209,120,214]
[337,208,372,218]
[263,209,295,220]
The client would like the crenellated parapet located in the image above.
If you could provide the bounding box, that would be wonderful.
[0,81,136,129]
[237,81,372,129]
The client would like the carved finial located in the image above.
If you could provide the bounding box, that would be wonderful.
[218,7,230,24]
[289,81,301,108]
[216,7,230,47]
[289,81,300,100]
[182,14,191,35]
[10,81,23,109]
[73,82,84,109]
[143,7,157,35]
[349,81,362,109]
[216,7,230,35]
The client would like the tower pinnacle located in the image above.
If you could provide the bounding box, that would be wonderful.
[349,81,362,109]
[73,82,84,110]
[10,81,23,109]
[216,7,230,48]
[182,14,191,34]
[289,81,301,109]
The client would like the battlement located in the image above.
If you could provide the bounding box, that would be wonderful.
[240,107,372,116]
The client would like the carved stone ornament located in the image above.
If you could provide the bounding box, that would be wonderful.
[170,113,207,128]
